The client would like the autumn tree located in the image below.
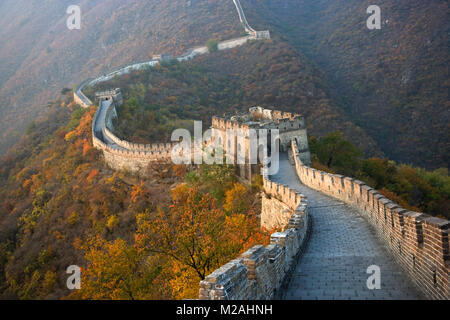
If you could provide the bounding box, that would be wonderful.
[224,182,252,215]
[309,132,362,175]
[185,162,235,203]
[206,39,219,52]
[135,185,229,281]
[71,236,164,300]
[361,158,396,189]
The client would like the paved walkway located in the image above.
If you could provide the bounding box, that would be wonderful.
[271,154,423,300]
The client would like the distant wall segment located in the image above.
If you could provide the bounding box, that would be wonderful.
[73,0,270,110]
[72,0,271,173]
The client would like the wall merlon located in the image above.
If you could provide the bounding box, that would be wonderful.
[393,207,408,215]
[266,244,283,262]
[386,202,399,210]
[270,231,288,247]
[422,217,450,230]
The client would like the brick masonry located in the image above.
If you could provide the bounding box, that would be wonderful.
[291,140,449,300]
[272,154,423,300]
[198,175,310,300]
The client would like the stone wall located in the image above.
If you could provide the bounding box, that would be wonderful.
[74,79,94,108]
[261,196,291,230]
[91,99,175,174]
[198,175,309,300]
[103,127,175,154]
[261,177,304,230]
[290,140,450,300]
[218,36,252,50]
[73,0,270,110]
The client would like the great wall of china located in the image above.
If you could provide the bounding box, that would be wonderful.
[289,140,449,299]
[76,0,270,173]
[73,1,449,300]
[198,139,449,300]
[199,174,310,300]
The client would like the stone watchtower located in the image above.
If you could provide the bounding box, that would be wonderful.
[95,88,123,131]
[95,88,123,107]
[211,107,312,181]
[248,107,311,164]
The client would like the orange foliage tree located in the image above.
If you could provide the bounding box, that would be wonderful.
[70,236,164,300]
[135,185,229,281]
[134,183,270,299]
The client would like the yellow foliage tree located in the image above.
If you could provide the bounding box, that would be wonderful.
[223,182,252,215]
[70,236,163,300]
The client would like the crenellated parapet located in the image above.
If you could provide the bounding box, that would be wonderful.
[199,169,310,300]
[290,140,450,300]
[250,106,300,122]
[95,88,123,107]
[215,107,306,133]
[213,108,311,166]
[262,176,304,212]
[91,94,178,173]
[212,116,251,133]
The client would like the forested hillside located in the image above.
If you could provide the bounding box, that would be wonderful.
[308,132,449,219]
[88,39,381,155]
[0,0,242,153]
[86,36,449,219]
[0,0,448,300]
[244,0,449,169]
[0,93,267,299]
[2,0,447,169]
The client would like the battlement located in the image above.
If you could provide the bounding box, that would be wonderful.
[199,173,310,300]
[103,127,175,155]
[96,88,123,106]
[249,106,301,121]
[291,140,450,300]
[262,177,304,211]
[212,107,310,162]
[95,88,121,98]
[212,116,251,132]
[213,107,306,133]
